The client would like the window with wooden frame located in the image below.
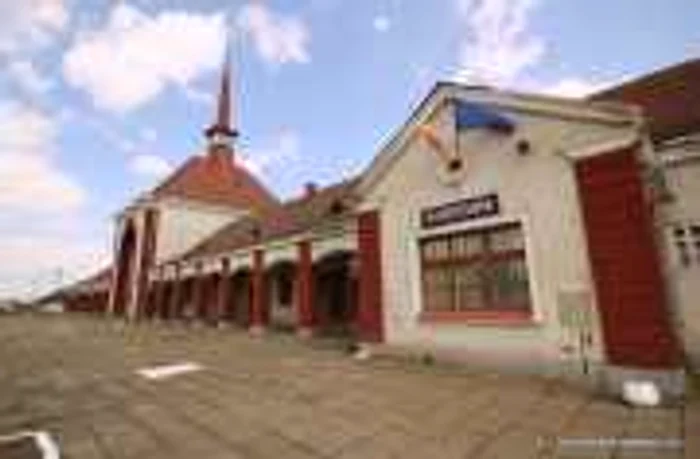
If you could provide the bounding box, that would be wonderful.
[671,223,700,267]
[420,222,532,323]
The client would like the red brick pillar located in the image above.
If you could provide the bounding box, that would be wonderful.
[217,258,231,326]
[249,249,265,336]
[357,210,384,343]
[169,263,182,321]
[295,240,314,338]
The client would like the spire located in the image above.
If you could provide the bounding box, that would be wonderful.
[204,41,238,147]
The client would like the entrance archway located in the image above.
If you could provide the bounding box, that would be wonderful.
[265,261,296,331]
[179,277,195,322]
[113,220,137,316]
[227,269,251,328]
[199,273,220,325]
[313,251,357,337]
[159,281,174,319]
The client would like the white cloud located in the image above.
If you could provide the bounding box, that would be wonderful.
[140,127,158,143]
[129,153,173,178]
[0,101,101,300]
[0,0,69,53]
[239,129,301,175]
[0,102,57,153]
[237,3,310,66]
[7,59,54,96]
[0,231,110,300]
[74,111,136,153]
[373,15,391,32]
[63,3,227,112]
[0,154,85,212]
[0,103,85,213]
[181,84,214,105]
[541,77,613,98]
[454,0,545,87]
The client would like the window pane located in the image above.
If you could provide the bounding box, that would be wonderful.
[420,222,532,315]
[452,232,484,257]
[490,256,530,310]
[437,239,451,260]
[423,268,453,311]
[454,262,486,310]
[421,240,434,261]
[436,268,453,311]
[489,225,525,252]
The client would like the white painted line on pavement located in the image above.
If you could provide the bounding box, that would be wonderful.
[136,362,203,380]
[0,430,60,459]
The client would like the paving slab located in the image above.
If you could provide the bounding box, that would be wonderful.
[0,315,692,458]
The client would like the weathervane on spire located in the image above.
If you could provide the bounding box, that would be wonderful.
[204,37,238,149]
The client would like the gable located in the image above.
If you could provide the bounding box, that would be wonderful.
[356,82,641,207]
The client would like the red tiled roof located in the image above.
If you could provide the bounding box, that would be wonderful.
[182,178,359,260]
[39,266,113,302]
[150,148,279,212]
[72,266,113,293]
[590,59,700,142]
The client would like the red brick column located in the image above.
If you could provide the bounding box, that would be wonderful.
[217,258,231,326]
[575,147,680,368]
[357,210,384,343]
[169,263,182,321]
[249,249,265,336]
[295,240,314,338]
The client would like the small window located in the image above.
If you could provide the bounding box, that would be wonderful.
[691,225,700,263]
[671,224,699,268]
[329,199,345,215]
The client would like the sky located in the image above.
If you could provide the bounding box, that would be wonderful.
[0,0,698,299]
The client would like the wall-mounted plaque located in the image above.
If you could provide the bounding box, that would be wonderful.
[421,193,499,228]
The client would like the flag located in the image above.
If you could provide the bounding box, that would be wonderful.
[455,100,515,133]
[415,124,452,165]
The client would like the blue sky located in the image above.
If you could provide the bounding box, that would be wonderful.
[0,0,698,298]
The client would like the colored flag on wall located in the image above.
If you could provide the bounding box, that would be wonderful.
[455,101,515,133]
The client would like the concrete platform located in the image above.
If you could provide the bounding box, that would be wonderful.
[0,314,691,458]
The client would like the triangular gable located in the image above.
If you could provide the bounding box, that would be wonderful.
[354,82,640,199]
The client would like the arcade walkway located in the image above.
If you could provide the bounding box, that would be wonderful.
[0,315,693,458]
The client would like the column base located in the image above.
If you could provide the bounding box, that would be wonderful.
[217,321,230,330]
[248,324,265,337]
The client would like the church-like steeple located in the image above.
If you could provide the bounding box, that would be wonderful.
[204,43,238,149]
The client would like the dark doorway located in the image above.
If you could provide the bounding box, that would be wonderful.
[266,261,297,332]
[179,277,195,322]
[160,281,174,319]
[113,220,137,316]
[313,251,357,337]
[200,273,220,325]
[228,270,251,328]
